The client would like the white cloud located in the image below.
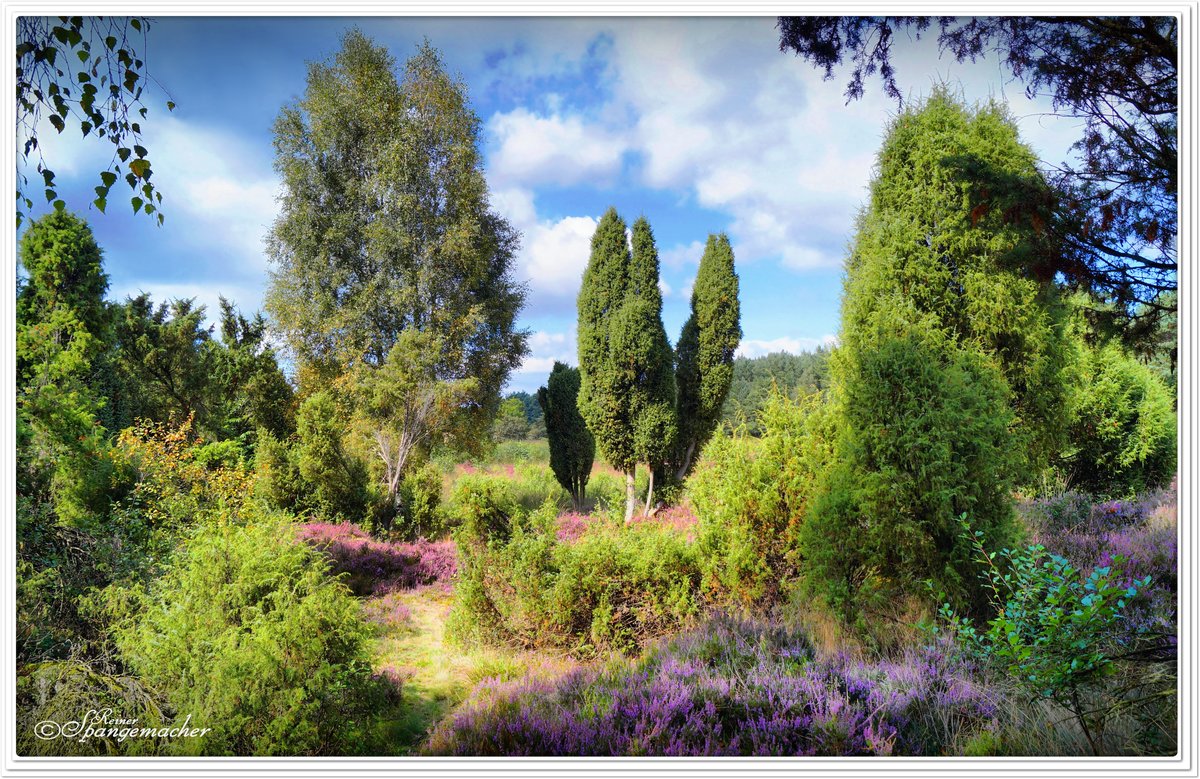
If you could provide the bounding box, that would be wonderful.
[521,215,599,305]
[508,327,579,392]
[492,186,599,312]
[660,240,705,270]
[143,116,279,270]
[657,278,671,297]
[488,108,626,187]
[736,334,838,359]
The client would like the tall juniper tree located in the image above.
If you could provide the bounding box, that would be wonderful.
[800,91,1071,621]
[671,233,741,481]
[577,208,638,521]
[537,362,594,511]
[627,217,677,512]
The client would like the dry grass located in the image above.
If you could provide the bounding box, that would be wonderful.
[369,585,579,752]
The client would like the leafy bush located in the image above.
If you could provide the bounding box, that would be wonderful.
[801,326,1021,625]
[296,391,374,523]
[448,494,702,655]
[396,460,443,539]
[428,615,1000,755]
[447,474,521,543]
[108,513,388,755]
[510,463,570,512]
[689,390,831,607]
[1065,341,1175,497]
[932,517,1158,755]
[113,415,252,528]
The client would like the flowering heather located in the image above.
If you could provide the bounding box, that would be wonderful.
[427,617,999,756]
[636,503,700,538]
[555,504,699,543]
[1019,486,1177,641]
[362,592,414,629]
[297,521,457,596]
[554,512,592,542]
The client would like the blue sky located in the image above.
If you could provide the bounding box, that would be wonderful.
[19,16,1082,393]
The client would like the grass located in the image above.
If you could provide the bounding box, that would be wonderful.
[368,584,578,753]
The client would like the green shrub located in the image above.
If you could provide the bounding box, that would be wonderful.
[585,470,628,515]
[296,391,373,523]
[491,439,549,465]
[109,512,387,755]
[396,460,443,539]
[932,516,1154,754]
[801,326,1021,624]
[192,439,246,470]
[447,474,521,543]
[1065,341,1176,498]
[510,463,570,512]
[253,428,310,515]
[688,390,832,607]
[449,498,702,656]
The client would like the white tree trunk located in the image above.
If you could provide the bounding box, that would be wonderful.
[643,467,655,516]
[624,469,636,524]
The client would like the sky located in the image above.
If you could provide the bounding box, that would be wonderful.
[18,16,1083,394]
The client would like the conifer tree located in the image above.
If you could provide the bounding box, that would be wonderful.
[671,233,741,480]
[802,91,1070,620]
[628,217,677,512]
[537,362,594,511]
[577,208,638,520]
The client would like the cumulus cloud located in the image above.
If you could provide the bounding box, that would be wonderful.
[507,327,579,393]
[660,240,705,270]
[736,334,838,359]
[489,108,626,187]
[492,187,598,313]
[142,116,279,271]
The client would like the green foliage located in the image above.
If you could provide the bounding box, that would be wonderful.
[1065,340,1176,498]
[109,514,385,755]
[397,461,443,539]
[16,16,172,228]
[449,501,701,656]
[267,31,527,497]
[803,320,1021,623]
[689,390,832,607]
[492,396,529,441]
[110,294,215,431]
[16,209,109,355]
[448,474,521,544]
[210,297,296,442]
[628,217,678,485]
[672,233,741,479]
[253,429,310,516]
[577,208,636,476]
[933,518,1151,754]
[538,362,594,510]
[841,91,1073,481]
[720,348,830,434]
[296,391,373,524]
[16,211,114,527]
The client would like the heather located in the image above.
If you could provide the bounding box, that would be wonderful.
[427,616,1000,756]
[297,521,457,596]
